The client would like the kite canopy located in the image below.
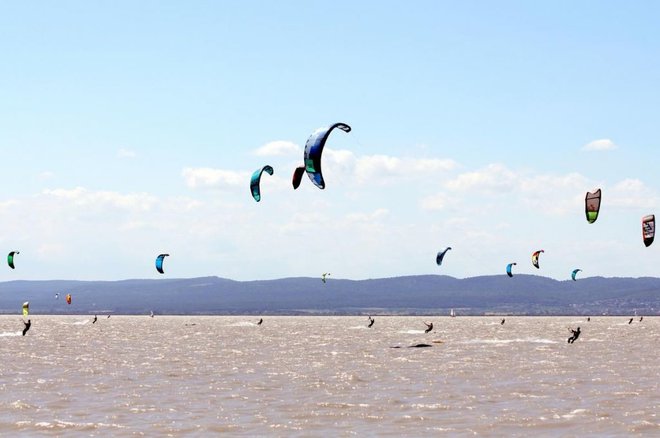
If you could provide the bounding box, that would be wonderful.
[571,268,582,281]
[532,250,544,269]
[321,273,330,283]
[7,251,19,269]
[436,247,452,266]
[642,214,655,247]
[22,301,29,317]
[506,262,517,277]
[303,123,351,189]
[292,166,305,189]
[585,189,602,224]
[250,165,274,202]
[155,254,169,274]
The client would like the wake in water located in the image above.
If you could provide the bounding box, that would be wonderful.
[227,321,258,327]
[0,331,22,337]
[460,338,558,345]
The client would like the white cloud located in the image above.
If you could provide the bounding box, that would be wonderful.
[312,149,457,186]
[354,155,456,184]
[608,178,660,209]
[442,164,592,215]
[582,139,617,151]
[253,141,300,156]
[182,167,249,189]
[444,164,518,193]
[420,193,453,211]
[117,148,137,158]
[42,187,157,211]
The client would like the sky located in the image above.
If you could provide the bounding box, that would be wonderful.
[1,1,659,281]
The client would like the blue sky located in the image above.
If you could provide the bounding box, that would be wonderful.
[0,1,659,280]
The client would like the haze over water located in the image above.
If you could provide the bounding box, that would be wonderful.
[1,316,658,436]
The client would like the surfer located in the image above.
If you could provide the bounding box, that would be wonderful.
[257,318,263,325]
[22,319,31,336]
[424,321,433,333]
[639,316,643,322]
[368,316,375,328]
[567,327,581,344]
[500,318,505,325]
[587,317,590,322]
[92,315,97,324]
[628,318,633,324]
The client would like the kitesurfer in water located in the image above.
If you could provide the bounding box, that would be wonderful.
[424,322,433,333]
[500,318,505,325]
[587,317,591,322]
[93,315,97,324]
[22,319,31,336]
[628,318,633,324]
[639,316,643,322]
[257,318,263,325]
[568,327,581,344]
[368,316,375,328]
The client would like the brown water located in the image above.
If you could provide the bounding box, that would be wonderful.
[1,316,658,436]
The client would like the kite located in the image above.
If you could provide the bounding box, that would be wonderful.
[571,269,582,281]
[22,301,29,318]
[299,123,351,189]
[155,254,169,274]
[585,189,601,224]
[292,166,305,189]
[250,165,274,202]
[532,250,544,269]
[506,262,517,277]
[322,273,330,283]
[7,251,19,269]
[642,214,655,247]
[436,247,452,266]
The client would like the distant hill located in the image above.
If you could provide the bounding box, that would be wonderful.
[1,275,658,316]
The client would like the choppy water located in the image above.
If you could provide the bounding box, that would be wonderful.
[1,316,658,436]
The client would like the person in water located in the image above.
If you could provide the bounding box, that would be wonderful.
[92,315,97,324]
[424,322,433,333]
[368,316,375,328]
[639,316,643,322]
[587,317,591,322]
[628,318,633,324]
[500,318,505,325]
[22,319,31,336]
[257,318,263,325]
[568,327,581,344]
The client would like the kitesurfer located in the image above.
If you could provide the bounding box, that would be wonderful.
[500,318,505,325]
[628,318,633,324]
[640,316,643,322]
[587,317,591,322]
[368,316,375,328]
[22,319,31,336]
[424,322,433,333]
[257,318,263,325]
[107,315,111,318]
[568,327,581,344]
[93,315,97,324]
